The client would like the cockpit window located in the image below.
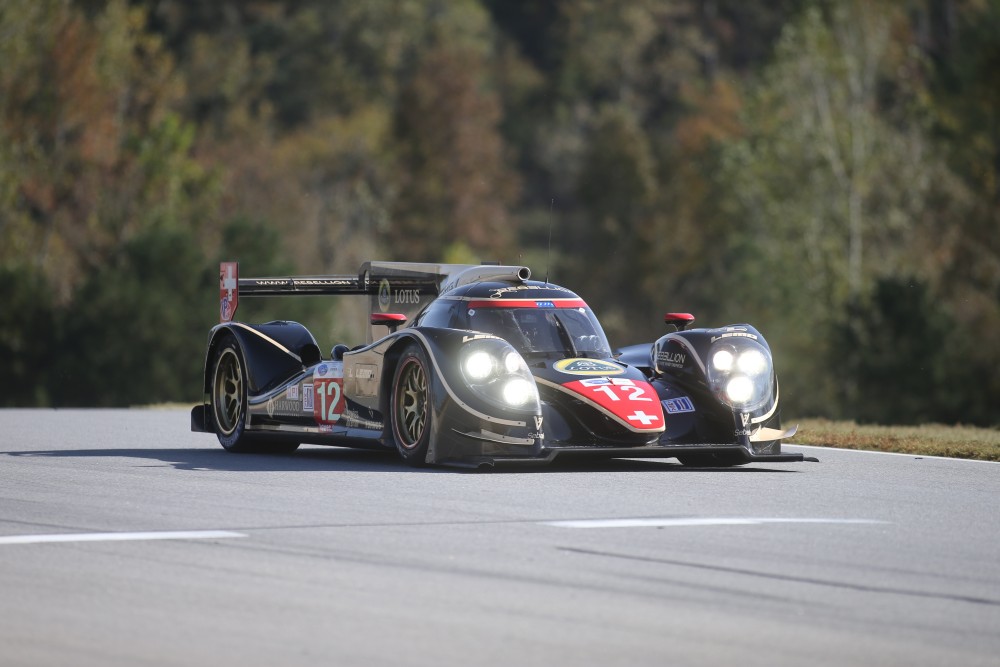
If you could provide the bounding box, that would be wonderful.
[468,306,613,359]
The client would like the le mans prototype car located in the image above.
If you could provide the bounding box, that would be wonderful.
[191,261,803,468]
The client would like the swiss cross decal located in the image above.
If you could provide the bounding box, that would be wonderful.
[562,377,665,431]
[220,262,238,323]
[627,410,659,426]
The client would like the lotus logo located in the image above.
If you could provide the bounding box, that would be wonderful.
[553,358,625,376]
[378,279,391,312]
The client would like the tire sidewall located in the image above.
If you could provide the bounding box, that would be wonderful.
[390,345,432,465]
[212,338,248,451]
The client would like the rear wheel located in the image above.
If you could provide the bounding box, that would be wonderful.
[211,337,299,454]
[390,345,432,466]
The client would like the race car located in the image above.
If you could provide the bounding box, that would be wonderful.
[191,261,804,467]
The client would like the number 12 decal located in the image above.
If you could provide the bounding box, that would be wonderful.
[591,384,652,402]
[314,377,344,424]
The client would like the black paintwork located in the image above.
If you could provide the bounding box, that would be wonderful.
[193,263,803,466]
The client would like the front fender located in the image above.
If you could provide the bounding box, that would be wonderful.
[375,328,544,464]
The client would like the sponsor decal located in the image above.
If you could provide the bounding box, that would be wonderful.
[303,384,314,411]
[711,332,759,343]
[489,284,573,299]
[287,385,299,401]
[462,333,497,343]
[378,279,391,312]
[580,377,612,386]
[529,415,545,440]
[355,366,376,380]
[267,397,301,418]
[657,351,686,368]
[394,288,420,305]
[662,397,695,414]
[535,301,555,308]
[295,279,353,287]
[740,412,751,427]
[341,408,383,431]
[553,358,625,376]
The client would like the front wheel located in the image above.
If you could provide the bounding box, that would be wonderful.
[390,344,433,466]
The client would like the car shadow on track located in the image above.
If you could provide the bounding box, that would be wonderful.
[4,446,418,473]
[498,458,800,474]
[4,447,800,474]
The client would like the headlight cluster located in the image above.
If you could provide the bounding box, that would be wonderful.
[461,338,540,410]
[708,341,774,409]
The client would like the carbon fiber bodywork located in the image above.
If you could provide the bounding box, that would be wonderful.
[193,262,804,467]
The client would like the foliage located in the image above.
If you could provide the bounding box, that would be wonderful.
[0,0,997,424]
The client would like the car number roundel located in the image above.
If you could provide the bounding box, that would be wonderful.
[313,363,345,425]
[562,377,664,431]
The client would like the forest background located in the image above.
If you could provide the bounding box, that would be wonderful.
[1,0,997,426]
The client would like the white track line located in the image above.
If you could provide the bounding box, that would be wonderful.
[0,530,246,546]
[542,517,887,529]
[787,444,1000,464]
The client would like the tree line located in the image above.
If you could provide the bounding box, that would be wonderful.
[1,0,997,425]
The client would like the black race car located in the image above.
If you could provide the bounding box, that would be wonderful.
[191,261,803,467]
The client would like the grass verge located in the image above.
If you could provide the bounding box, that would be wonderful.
[794,419,1000,462]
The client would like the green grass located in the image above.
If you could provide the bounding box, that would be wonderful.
[794,419,1000,462]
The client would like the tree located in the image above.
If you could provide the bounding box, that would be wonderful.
[706,0,963,417]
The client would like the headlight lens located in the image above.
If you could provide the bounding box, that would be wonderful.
[712,349,734,372]
[502,378,535,406]
[725,376,755,404]
[708,340,773,409]
[464,351,495,380]
[737,349,766,375]
[504,351,524,374]
[460,338,539,410]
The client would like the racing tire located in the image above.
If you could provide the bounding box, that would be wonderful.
[211,336,299,454]
[390,344,433,466]
[676,453,745,468]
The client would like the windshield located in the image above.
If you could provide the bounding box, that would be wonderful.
[467,306,613,358]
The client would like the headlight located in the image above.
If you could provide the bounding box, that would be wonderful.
[504,352,524,373]
[712,350,734,372]
[502,378,535,406]
[460,339,539,410]
[737,349,766,375]
[725,376,755,404]
[464,351,495,380]
[708,340,774,409]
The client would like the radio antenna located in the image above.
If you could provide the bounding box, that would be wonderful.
[544,198,554,286]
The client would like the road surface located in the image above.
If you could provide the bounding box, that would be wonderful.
[1,409,997,666]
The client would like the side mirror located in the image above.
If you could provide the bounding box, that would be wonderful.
[371,312,407,333]
[664,313,695,331]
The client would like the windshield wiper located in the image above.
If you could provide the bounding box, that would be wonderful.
[551,314,578,357]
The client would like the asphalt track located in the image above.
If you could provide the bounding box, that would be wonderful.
[1,409,998,667]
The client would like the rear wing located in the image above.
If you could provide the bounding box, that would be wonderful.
[219,261,531,342]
